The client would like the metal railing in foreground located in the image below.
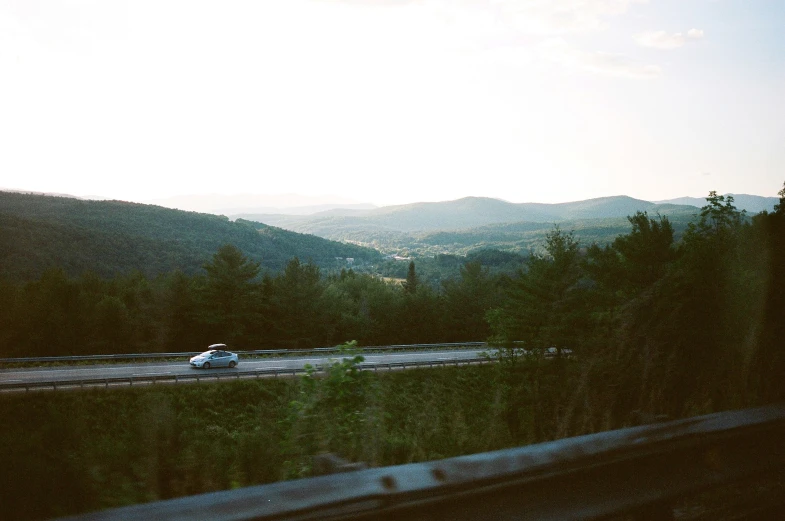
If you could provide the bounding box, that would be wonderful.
[55,403,785,521]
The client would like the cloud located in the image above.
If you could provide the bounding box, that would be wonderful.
[539,38,661,79]
[635,28,705,49]
[499,0,649,34]
[327,0,648,35]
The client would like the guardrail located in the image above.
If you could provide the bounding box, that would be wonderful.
[0,342,488,365]
[54,403,785,521]
[0,357,491,392]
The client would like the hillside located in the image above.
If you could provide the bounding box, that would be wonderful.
[414,210,699,256]
[0,192,381,280]
[236,196,701,255]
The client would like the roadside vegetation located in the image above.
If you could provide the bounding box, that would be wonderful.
[1,351,577,521]
[1,186,784,520]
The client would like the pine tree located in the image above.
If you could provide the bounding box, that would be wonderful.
[403,261,418,295]
[201,244,261,345]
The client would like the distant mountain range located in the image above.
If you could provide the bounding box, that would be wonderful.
[233,194,778,256]
[158,193,776,221]
[2,190,779,279]
[654,194,778,215]
[232,195,702,234]
[4,188,777,218]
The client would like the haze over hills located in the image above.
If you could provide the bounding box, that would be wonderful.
[4,187,777,218]
[654,194,778,215]
[233,196,701,234]
[142,193,378,215]
[3,190,778,271]
[233,194,780,256]
[148,193,776,221]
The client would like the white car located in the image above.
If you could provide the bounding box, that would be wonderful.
[190,344,239,369]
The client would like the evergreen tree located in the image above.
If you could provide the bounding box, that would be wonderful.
[493,226,586,351]
[442,261,498,341]
[164,270,205,351]
[200,244,261,346]
[773,182,785,214]
[585,211,676,299]
[93,296,132,353]
[403,261,418,295]
[270,257,327,348]
[19,268,85,356]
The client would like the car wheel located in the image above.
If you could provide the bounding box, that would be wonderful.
[203,362,211,369]
[229,361,237,368]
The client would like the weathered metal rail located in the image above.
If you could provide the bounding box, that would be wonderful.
[0,357,490,392]
[54,403,785,520]
[0,342,487,365]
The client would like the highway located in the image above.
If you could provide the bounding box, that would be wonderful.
[0,349,489,390]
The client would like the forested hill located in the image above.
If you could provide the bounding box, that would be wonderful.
[236,195,699,234]
[0,192,381,280]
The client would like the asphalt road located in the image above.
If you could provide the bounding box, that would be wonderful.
[0,349,488,388]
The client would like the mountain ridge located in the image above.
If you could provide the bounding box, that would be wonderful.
[0,191,381,281]
[232,195,703,234]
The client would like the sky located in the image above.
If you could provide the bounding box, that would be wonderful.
[1,0,783,207]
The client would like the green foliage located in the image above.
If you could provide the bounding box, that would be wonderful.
[485,185,784,425]
[491,226,587,350]
[0,365,521,520]
[200,244,262,344]
[267,258,329,348]
[441,261,500,341]
[574,188,783,423]
[686,191,746,239]
[586,211,677,298]
[403,261,418,294]
[0,192,381,280]
[3,185,785,521]
[284,341,374,474]
[774,182,785,214]
[248,196,701,258]
[0,382,291,520]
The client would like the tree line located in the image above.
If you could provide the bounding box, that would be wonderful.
[0,243,503,357]
[488,188,785,425]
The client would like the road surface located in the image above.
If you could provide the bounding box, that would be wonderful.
[0,349,489,389]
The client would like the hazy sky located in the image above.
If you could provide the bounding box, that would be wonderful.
[1,0,783,206]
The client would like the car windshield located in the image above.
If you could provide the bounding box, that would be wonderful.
[199,350,216,357]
